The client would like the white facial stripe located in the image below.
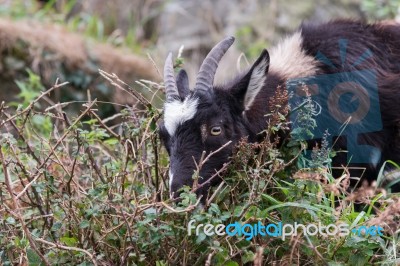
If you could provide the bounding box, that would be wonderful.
[169,168,174,192]
[164,97,199,136]
[269,31,318,79]
[244,57,269,110]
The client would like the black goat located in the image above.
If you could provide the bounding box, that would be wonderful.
[159,20,400,200]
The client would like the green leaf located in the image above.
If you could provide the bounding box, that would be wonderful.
[233,206,243,217]
[60,236,78,247]
[209,203,221,215]
[244,206,261,220]
[224,261,239,266]
[104,138,119,146]
[261,193,282,205]
[51,222,62,232]
[5,217,16,225]
[265,202,330,216]
[196,232,206,244]
[327,263,344,266]
[79,220,90,229]
[348,253,369,266]
[242,250,254,264]
[27,248,42,266]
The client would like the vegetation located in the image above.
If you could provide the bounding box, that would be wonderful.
[1,0,400,265]
[0,63,399,265]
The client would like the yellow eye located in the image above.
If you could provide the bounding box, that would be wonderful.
[210,126,222,136]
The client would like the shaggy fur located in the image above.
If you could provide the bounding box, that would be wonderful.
[299,20,400,181]
[160,20,400,200]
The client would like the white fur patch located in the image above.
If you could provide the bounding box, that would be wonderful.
[244,57,269,110]
[269,31,318,79]
[169,168,174,197]
[164,97,199,136]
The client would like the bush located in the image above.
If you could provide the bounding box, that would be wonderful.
[0,69,399,266]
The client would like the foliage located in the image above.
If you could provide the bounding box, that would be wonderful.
[0,68,399,266]
[0,0,154,52]
[0,1,400,265]
[361,0,400,20]
[0,1,160,119]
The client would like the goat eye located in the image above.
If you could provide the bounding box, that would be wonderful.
[210,126,222,136]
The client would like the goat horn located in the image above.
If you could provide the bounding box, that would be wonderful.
[195,36,235,94]
[164,52,180,101]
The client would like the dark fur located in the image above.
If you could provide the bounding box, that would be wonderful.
[299,20,400,180]
[160,20,400,200]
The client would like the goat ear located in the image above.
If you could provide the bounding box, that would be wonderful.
[176,69,190,99]
[234,49,270,111]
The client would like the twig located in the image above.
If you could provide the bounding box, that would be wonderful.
[205,251,216,266]
[0,80,69,128]
[160,197,202,213]
[193,162,231,194]
[35,238,98,266]
[191,141,232,193]
[202,141,232,167]
[16,100,98,199]
[253,246,264,266]
[0,148,51,266]
[98,69,152,107]
[3,112,41,163]
[147,53,162,79]
[206,181,226,206]
[89,110,120,139]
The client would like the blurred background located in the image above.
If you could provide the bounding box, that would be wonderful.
[0,0,399,115]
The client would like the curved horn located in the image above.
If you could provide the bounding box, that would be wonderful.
[164,52,180,101]
[195,36,235,94]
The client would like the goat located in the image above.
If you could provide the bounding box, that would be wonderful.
[158,20,400,200]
